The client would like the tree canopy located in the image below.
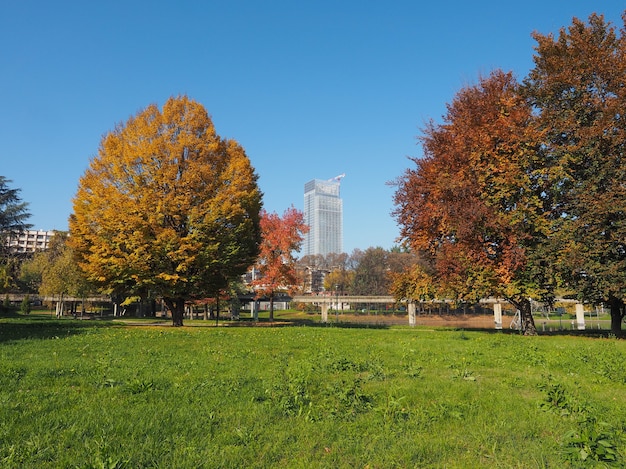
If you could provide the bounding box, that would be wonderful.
[523,13,626,334]
[393,70,548,334]
[0,176,32,292]
[252,207,308,320]
[21,231,90,299]
[69,96,262,326]
[394,12,626,336]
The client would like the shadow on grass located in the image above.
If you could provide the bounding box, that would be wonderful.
[0,314,116,343]
[439,326,620,339]
[218,315,390,329]
[2,313,617,338]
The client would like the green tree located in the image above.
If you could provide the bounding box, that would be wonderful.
[0,176,32,292]
[21,232,92,316]
[69,96,262,326]
[351,247,392,296]
[0,176,32,255]
[20,295,31,314]
[523,13,626,335]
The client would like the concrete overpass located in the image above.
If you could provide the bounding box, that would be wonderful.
[292,295,588,330]
[291,295,398,323]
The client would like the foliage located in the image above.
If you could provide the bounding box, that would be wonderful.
[392,70,547,334]
[19,295,30,315]
[351,247,393,295]
[523,13,626,336]
[0,176,32,259]
[298,248,414,295]
[323,266,354,294]
[389,258,436,302]
[538,378,625,465]
[20,231,91,300]
[252,207,308,320]
[69,96,262,326]
[1,294,10,313]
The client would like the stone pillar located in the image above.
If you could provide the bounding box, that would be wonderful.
[493,303,503,330]
[408,301,416,327]
[575,303,586,330]
[251,300,259,321]
[321,302,329,323]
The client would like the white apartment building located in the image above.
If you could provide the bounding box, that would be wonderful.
[6,230,55,253]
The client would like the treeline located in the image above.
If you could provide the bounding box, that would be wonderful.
[296,247,418,296]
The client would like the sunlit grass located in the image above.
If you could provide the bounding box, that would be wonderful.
[1,315,625,467]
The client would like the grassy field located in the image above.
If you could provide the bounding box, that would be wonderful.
[1,313,625,468]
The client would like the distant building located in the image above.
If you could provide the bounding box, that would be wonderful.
[5,230,55,254]
[303,178,343,257]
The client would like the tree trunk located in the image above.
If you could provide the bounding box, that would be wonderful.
[164,297,185,326]
[519,298,537,336]
[269,292,275,322]
[509,297,537,336]
[608,295,624,337]
[215,295,220,326]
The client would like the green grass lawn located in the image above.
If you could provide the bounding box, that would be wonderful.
[1,313,625,468]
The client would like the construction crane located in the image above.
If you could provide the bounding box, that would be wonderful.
[328,173,346,183]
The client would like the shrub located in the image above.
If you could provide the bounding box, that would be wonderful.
[20,296,31,315]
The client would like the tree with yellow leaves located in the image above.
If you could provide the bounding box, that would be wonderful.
[69,96,262,326]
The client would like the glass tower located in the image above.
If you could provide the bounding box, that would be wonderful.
[303,179,343,257]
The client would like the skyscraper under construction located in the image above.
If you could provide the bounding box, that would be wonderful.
[303,176,344,257]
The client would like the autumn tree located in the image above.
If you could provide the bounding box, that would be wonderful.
[389,263,436,304]
[21,232,92,316]
[393,70,550,335]
[69,96,262,326]
[252,207,308,321]
[322,252,352,294]
[523,13,626,336]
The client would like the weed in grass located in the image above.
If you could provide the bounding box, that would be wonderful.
[265,362,314,418]
[362,356,387,381]
[0,365,27,383]
[403,362,423,379]
[575,342,626,384]
[325,376,373,420]
[126,378,156,394]
[538,380,580,416]
[449,358,477,381]
[562,417,624,466]
[375,391,410,424]
[538,377,625,466]
[84,456,127,469]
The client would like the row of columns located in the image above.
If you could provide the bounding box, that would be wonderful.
[319,300,587,330]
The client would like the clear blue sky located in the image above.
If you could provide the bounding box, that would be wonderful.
[2,1,624,254]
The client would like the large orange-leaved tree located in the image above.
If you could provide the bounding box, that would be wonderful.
[69,96,262,326]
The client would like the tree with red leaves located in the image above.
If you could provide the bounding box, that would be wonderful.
[393,70,551,335]
[252,207,309,321]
